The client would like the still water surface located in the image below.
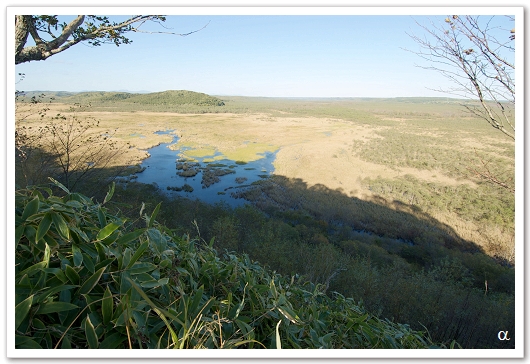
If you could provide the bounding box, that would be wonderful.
[133,130,276,207]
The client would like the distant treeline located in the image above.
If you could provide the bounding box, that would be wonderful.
[16,90,226,108]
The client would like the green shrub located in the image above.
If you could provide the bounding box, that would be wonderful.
[15,180,439,349]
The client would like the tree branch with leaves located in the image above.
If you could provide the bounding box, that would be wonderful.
[15,15,208,64]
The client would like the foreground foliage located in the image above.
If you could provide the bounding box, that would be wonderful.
[14,181,439,349]
[111,182,515,349]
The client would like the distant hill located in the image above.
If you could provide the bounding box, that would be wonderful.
[17,90,225,107]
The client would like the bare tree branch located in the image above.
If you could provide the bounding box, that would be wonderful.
[406,15,515,140]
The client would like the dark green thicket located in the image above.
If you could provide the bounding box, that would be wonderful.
[15,181,441,349]
[106,182,514,349]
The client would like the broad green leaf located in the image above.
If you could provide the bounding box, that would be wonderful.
[140,280,161,288]
[61,336,72,349]
[16,261,46,279]
[95,242,107,262]
[94,258,115,272]
[82,253,95,274]
[127,278,182,345]
[69,225,88,243]
[35,285,78,304]
[72,244,83,267]
[147,202,162,228]
[190,287,205,316]
[97,222,121,241]
[158,278,169,286]
[15,335,38,346]
[51,212,70,241]
[134,273,155,283]
[85,316,99,349]
[15,224,25,248]
[99,333,126,349]
[36,212,53,243]
[78,267,106,295]
[36,301,79,315]
[147,228,167,256]
[159,258,172,269]
[103,182,115,205]
[102,286,113,325]
[48,177,70,193]
[15,295,33,331]
[101,231,120,245]
[42,234,59,249]
[24,225,36,245]
[65,265,80,285]
[21,196,40,221]
[127,262,157,275]
[116,229,145,247]
[97,207,107,228]
[277,306,302,325]
[23,212,46,222]
[126,240,148,269]
[16,338,42,349]
[65,199,84,209]
[121,248,132,271]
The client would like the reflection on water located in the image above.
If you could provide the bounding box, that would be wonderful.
[132,130,276,207]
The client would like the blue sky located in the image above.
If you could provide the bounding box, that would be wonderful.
[13,8,518,98]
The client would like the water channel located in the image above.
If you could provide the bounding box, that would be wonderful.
[132,130,277,207]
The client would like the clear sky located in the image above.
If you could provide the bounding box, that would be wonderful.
[13,7,518,98]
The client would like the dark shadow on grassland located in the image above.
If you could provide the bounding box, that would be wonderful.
[14,144,138,200]
[231,175,515,349]
[233,175,514,293]
[235,175,481,253]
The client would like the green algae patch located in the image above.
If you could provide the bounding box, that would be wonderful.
[222,143,279,163]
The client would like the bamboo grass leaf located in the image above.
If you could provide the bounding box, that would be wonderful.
[16,261,46,280]
[48,177,70,194]
[97,222,121,241]
[15,224,25,249]
[35,301,79,315]
[36,212,52,243]
[126,241,148,268]
[102,286,113,325]
[78,266,106,295]
[147,202,162,228]
[65,265,80,285]
[97,207,107,228]
[51,212,70,241]
[21,196,40,222]
[103,182,115,205]
[15,295,33,331]
[115,229,145,246]
[72,244,83,267]
[85,315,99,349]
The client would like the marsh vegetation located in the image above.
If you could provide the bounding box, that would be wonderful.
[15,91,515,349]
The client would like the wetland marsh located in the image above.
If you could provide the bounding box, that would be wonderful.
[15,93,516,348]
[16,96,515,262]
